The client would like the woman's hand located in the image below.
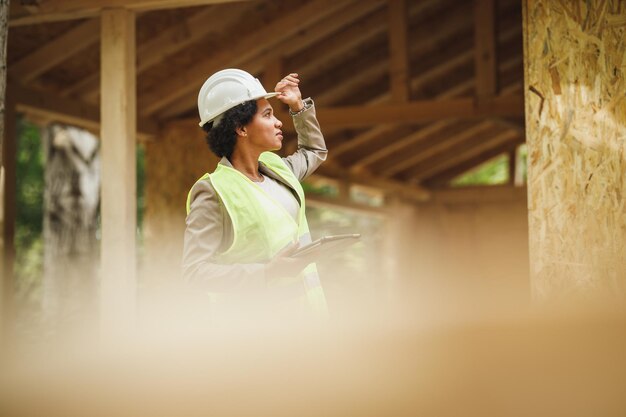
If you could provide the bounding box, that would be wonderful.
[264,242,311,283]
[275,73,304,112]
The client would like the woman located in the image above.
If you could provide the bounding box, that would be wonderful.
[183,69,328,317]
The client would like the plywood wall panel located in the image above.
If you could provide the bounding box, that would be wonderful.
[142,122,218,285]
[524,0,626,301]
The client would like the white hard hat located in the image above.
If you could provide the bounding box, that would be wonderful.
[197,68,279,127]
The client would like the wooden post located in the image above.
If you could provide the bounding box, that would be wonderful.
[100,8,137,335]
[387,0,410,102]
[508,148,516,186]
[523,0,626,301]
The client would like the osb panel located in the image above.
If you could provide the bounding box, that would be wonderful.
[142,123,218,283]
[524,0,626,300]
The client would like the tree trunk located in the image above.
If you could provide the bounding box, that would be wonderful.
[0,0,8,164]
[42,124,100,336]
[0,0,10,346]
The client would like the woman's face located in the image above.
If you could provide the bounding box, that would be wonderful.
[242,98,283,152]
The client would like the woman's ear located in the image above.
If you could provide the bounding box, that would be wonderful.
[235,126,247,137]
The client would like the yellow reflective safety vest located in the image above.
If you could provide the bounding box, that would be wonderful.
[186,151,328,316]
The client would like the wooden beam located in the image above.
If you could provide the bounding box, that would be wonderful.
[8,19,100,83]
[387,0,410,102]
[344,53,523,172]
[9,0,251,26]
[430,184,527,203]
[381,121,494,178]
[306,190,388,218]
[316,160,430,202]
[100,8,136,334]
[318,32,522,168]
[408,129,520,181]
[156,0,466,119]
[314,0,475,106]
[474,0,497,97]
[340,16,519,109]
[139,0,346,116]
[425,139,521,187]
[316,96,524,128]
[508,148,516,185]
[332,124,395,157]
[67,2,258,102]
[156,0,382,120]
[351,121,451,172]
[313,11,519,112]
[13,84,157,139]
[292,3,388,80]
[292,0,444,80]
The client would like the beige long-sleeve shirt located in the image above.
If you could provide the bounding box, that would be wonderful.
[182,101,327,292]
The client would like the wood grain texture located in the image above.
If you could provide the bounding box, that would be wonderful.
[99,8,137,332]
[524,0,626,301]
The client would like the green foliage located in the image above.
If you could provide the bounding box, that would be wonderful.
[15,118,44,247]
[302,181,337,197]
[15,118,45,300]
[451,153,509,186]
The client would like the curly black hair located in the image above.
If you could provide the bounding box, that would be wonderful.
[201,100,257,160]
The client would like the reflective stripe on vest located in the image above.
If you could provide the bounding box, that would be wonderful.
[186,152,328,316]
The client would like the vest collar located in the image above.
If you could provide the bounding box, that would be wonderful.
[219,156,301,206]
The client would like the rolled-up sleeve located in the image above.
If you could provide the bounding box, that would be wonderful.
[182,179,266,292]
[282,100,328,181]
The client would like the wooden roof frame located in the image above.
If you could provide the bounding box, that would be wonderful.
[4,0,527,205]
[2,0,528,334]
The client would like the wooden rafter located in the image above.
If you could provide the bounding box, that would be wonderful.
[291,3,388,80]
[9,19,100,83]
[293,0,447,80]
[380,121,495,178]
[156,0,383,120]
[316,96,523,129]
[9,0,252,26]
[315,160,430,202]
[474,0,497,97]
[387,0,410,102]
[329,24,522,168]
[314,0,475,106]
[408,129,521,182]
[306,189,388,217]
[139,0,347,116]
[425,139,522,187]
[349,121,450,172]
[13,84,157,139]
[332,124,396,157]
[159,0,458,118]
[331,9,520,109]
[63,2,258,101]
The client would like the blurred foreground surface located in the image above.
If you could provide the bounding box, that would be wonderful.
[2,300,625,417]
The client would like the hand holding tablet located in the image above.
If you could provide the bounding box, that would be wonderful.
[290,234,361,260]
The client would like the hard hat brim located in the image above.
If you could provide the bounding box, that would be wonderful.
[199,91,281,127]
